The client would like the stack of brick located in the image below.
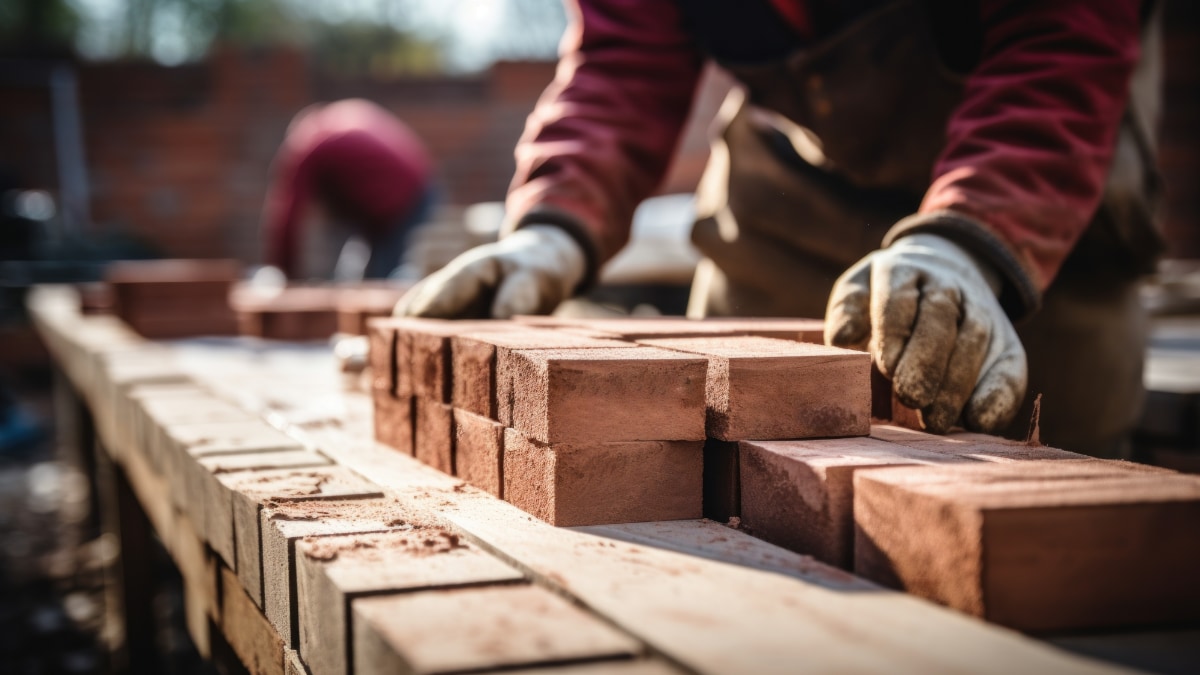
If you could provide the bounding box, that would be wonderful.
[334,284,410,336]
[231,286,342,341]
[493,317,1200,636]
[105,259,242,339]
[730,407,1200,633]
[369,315,878,530]
[368,313,1200,635]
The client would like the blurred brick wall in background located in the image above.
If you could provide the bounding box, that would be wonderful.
[0,1,1195,264]
[0,47,727,264]
[1158,0,1199,259]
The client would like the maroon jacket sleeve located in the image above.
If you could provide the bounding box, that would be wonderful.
[504,0,705,284]
[886,0,1142,318]
[261,149,313,279]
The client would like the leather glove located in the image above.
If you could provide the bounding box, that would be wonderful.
[825,233,1027,434]
[394,224,586,319]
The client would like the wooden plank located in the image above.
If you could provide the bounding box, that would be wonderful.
[161,420,304,529]
[227,467,386,607]
[869,424,1091,462]
[351,585,641,674]
[284,649,308,675]
[143,395,261,512]
[220,565,286,675]
[288,424,1126,675]
[96,350,192,460]
[194,449,332,568]
[443,490,1130,674]
[120,382,210,466]
[571,520,872,590]
[173,509,219,648]
[296,529,524,675]
[259,497,414,648]
[27,292,1140,675]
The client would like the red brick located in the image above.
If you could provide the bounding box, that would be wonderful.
[297,530,523,675]
[106,259,241,339]
[449,335,497,419]
[641,337,870,440]
[415,398,454,474]
[238,308,340,341]
[367,318,423,397]
[366,318,397,393]
[506,347,707,444]
[453,329,631,421]
[352,585,639,674]
[406,320,517,403]
[503,428,702,526]
[573,317,748,340]
[336,286,408,336]
[373,390,414,456]
[739,438,973,567]
[453,409,504,497]
[105,258,242,284]
[854,462,1200,632]
[696,317,826,344]
[231,286,341,340]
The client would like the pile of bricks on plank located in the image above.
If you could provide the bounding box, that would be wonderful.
[95,258,408,340]
[102,371,655,675]
[368,314,1200,634]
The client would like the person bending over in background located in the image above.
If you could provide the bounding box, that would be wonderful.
[262,98,435,281]
[395,0,1162,457]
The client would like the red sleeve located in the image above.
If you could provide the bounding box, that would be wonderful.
[261,151,312,279]
[504,0,705,281]
[890,0,1141,315]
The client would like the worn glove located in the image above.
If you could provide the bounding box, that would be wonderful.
[825,233,1027,433]
[394,224,586,319]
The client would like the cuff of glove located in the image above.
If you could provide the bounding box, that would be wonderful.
[510,207,601,294]
[883,210,1042,321]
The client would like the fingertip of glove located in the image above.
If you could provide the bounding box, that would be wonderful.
[824,312,869,351]
[964,386,1020,434]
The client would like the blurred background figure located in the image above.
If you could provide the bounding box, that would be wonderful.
[261,98,435,282]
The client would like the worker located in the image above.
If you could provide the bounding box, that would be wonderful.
[261,98,434,281]
[396,1,1162,457]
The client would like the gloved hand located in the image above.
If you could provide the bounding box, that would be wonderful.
[825,233,1027,434]
[394,224,586,319]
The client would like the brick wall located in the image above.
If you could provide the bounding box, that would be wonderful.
[1,8,1196,264]
[1158,0,1199,258]
[4,48,720,264]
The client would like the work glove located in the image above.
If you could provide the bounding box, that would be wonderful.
[825,233,1027,434]
[394,224,586,319]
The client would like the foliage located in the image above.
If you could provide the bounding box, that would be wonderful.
[3,0,564,74]
[0,0,81,53]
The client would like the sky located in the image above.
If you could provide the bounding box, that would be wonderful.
[64,0,567,71]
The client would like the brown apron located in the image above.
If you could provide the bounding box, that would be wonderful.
[688,0,1163,456]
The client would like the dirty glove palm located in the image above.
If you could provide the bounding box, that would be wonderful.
[825,234,1027,433]
[394,225,586,319]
